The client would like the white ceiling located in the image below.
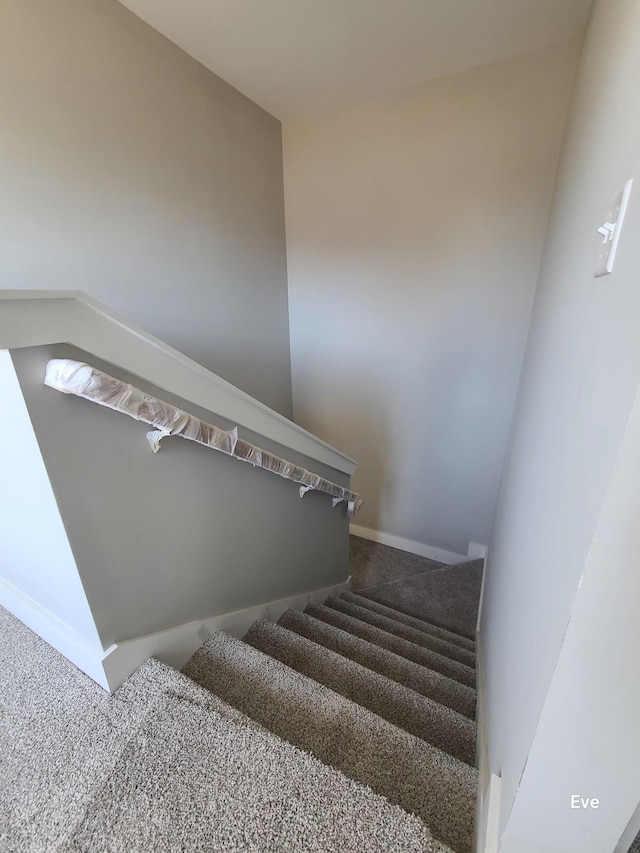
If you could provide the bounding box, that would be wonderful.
[118,0,593,120]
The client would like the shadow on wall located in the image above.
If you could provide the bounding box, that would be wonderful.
[293,304,508,556]
[285,41,581,555]
[418,311,515,544]
[312,376,393,535]
[0,0,291,417]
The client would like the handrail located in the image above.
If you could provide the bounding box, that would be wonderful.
[44,359,363,516]
[0,291,357,476]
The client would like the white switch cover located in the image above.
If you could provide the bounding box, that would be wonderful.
[595,179,633,277]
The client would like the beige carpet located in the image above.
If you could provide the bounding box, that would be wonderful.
[0,605,454,852]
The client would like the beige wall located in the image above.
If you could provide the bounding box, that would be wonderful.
[283,42,580,556]
[481,0,640,846]
[0,0,292,416]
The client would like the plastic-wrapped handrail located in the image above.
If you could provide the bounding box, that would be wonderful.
[44,359,363,517]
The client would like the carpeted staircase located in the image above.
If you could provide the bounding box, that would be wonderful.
[182,585,478,853]
[0,552,480,853]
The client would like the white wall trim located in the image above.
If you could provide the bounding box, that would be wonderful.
[0,575,110,690]
[615,800,640,853]
[101,577,351,692]
[468,541,489,560]
[483,775,503,853]
[350,523,469,565]
[476,547,490,636]
[474,630,502,853]
[2,572,350,694]
[0,291,356,475]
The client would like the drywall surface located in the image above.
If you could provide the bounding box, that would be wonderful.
[0,292,355,475]
[0,350,101,648]
[0,0,292,416]
[116,0,594,119]
[11,345,350,648]
[283,42,579,556]
[481,0,640,842]
[500,385,640,851]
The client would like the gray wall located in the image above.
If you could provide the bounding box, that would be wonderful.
[283,42,580,556]
[0,349,102,648]
[12,345,349,648]
[0,0,292,416]
[481,0,640,842]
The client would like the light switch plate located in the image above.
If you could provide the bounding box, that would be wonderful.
[595,179,633,277]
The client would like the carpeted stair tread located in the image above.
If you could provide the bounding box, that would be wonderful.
[306,602,476,690]
[279,608,476,718]
[0,607,452,853]
[323,597,476,687]
[327,596,475,668]
[245,618,476,765]
[65,661,452,853]
[340,591,476,653]
[361,561,484,640]
[183,631,478,853]
[350,534,448,590]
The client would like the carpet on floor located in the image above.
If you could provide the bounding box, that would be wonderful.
[0,606,454,853]
[360,561,484,639]
[349,536,447,590]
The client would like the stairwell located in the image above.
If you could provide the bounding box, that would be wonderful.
[0,546,481,853]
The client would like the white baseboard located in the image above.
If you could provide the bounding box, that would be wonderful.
[0,575,109,690]
[615,801,640,852]
[2,573,350,694]
[474,631,501,853]
[350,523,471,565]
[481,774,502,853]
[468,541,488,560]
[101,577,350,692]
[476,546,489,635]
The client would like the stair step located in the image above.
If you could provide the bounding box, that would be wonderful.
[245,618,476,765]
[68,660,448,853]
[184,631,477,853]
[341,591,476,652]
[279,608,476,718]
[360,561,484,641]
[307,602,477,690]
[323,597,476,687]
[333,595,475,668]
